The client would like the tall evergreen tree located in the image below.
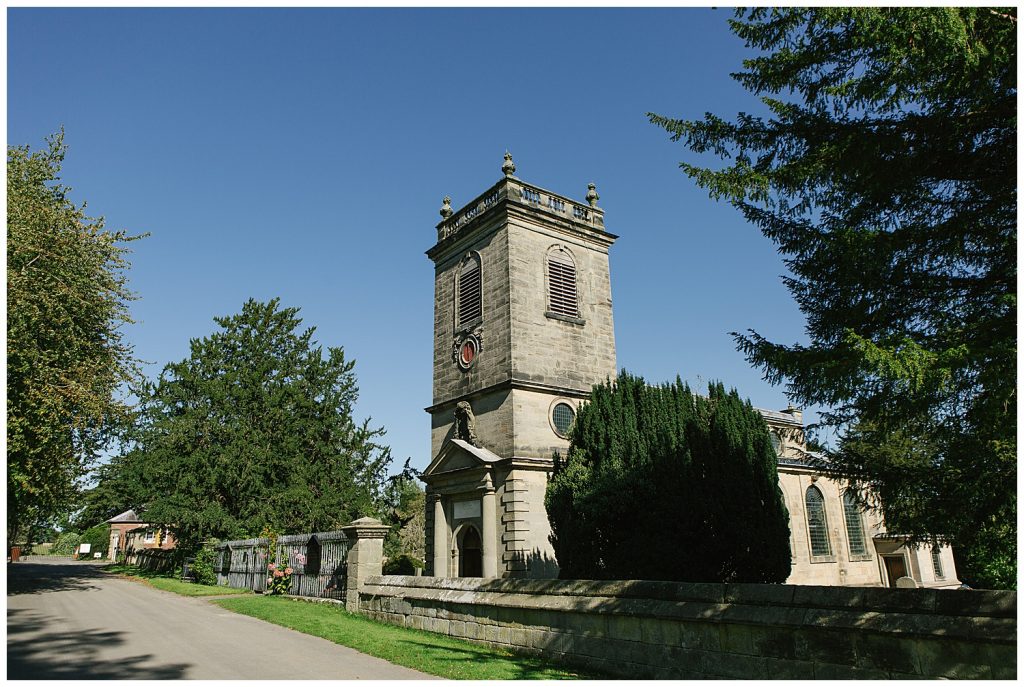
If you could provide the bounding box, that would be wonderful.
[7,132,142,545]
[648,8,1016,588]
[545,372,791,583]
[102,299,392,554]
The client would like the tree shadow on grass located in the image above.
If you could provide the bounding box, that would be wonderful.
[391,637,606,680]
[7,608,190,679]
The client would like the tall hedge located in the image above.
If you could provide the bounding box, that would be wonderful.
[80,524,110,557]
[545,372,791,583]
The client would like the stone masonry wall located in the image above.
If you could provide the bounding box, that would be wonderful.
[358,576,1016,679]
[430,221,513,458]
[500,468,558,577]
[506,216,616,397]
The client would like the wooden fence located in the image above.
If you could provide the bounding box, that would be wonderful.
[214,531,349,600]
[128,548,176,573]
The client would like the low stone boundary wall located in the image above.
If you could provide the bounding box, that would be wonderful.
[358,576,1015,679]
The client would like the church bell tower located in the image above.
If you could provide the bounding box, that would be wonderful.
[421,154,617,578]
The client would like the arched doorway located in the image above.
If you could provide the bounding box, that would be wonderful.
[457,525,483,578]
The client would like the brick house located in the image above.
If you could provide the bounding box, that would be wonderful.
[106,509,176,561]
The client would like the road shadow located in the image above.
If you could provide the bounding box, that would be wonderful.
[7,561,108,596]
[8,608,190,679]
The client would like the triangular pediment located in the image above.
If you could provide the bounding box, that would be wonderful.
[423,438,504,478]
[107,509,142,523]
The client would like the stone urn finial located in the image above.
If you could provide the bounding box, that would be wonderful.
[586,182,600,208]
[502,151,516,177]
[440,195,453,219]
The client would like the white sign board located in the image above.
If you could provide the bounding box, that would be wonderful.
[79,543,91,554]
[453,499,481,520]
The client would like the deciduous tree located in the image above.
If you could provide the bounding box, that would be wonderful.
[7,131,141,546]
[383,459,426,566]
[648,8,1016,588]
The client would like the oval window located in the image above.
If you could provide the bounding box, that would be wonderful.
[551,402,575,438]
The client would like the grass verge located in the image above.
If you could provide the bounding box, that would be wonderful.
[214,595,597,679]
[102,564,251,597]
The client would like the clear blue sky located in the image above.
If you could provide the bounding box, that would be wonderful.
[9,8,819,475]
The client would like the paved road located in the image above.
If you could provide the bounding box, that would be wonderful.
[7,558,435,679]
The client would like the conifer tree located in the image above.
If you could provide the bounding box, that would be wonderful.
[546,372,791,582]
[100,299,392,554]
[648,8,1016,589]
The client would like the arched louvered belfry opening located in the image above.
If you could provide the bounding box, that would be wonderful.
[546,247,579,318]
[456,253,482,328]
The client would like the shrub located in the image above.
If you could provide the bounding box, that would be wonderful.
[546,372,792,583]
[80,524,110,558]
[52,532,81,556]
[190,546,219,586]
[383,553,424,575]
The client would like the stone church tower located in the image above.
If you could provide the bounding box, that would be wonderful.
[421,154,617,578]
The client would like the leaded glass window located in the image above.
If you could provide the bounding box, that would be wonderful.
[552,402,575,438]
[931,547,945,579]
[843,491,868,557]
[805,485,831,557]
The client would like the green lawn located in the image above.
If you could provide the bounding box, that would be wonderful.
[102,564,252,597]
[214,595,598,679]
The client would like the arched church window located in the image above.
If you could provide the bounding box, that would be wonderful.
[931,546,945,580]
[770,432,782,456]
[805,485,831,557]
[547,248,579,318]
[456,253,482,328]
[842,490,868,557]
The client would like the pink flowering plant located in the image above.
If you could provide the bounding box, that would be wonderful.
[261,529,307,596]
[266,560,293,595]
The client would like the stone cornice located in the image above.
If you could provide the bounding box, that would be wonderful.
[425,377,593,414]
[427,176,616,262]
[341,517,390,540]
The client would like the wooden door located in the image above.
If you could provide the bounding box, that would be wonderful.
[883,555,908,587]
[459,526,483,578]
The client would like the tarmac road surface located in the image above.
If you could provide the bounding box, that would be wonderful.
[7,558,435,679]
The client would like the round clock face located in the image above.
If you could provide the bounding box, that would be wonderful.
[459,339,477,369]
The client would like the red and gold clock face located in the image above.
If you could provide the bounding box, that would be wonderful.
[453,332,481,371]
[460,340,476,366]
[457,336,479,370]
